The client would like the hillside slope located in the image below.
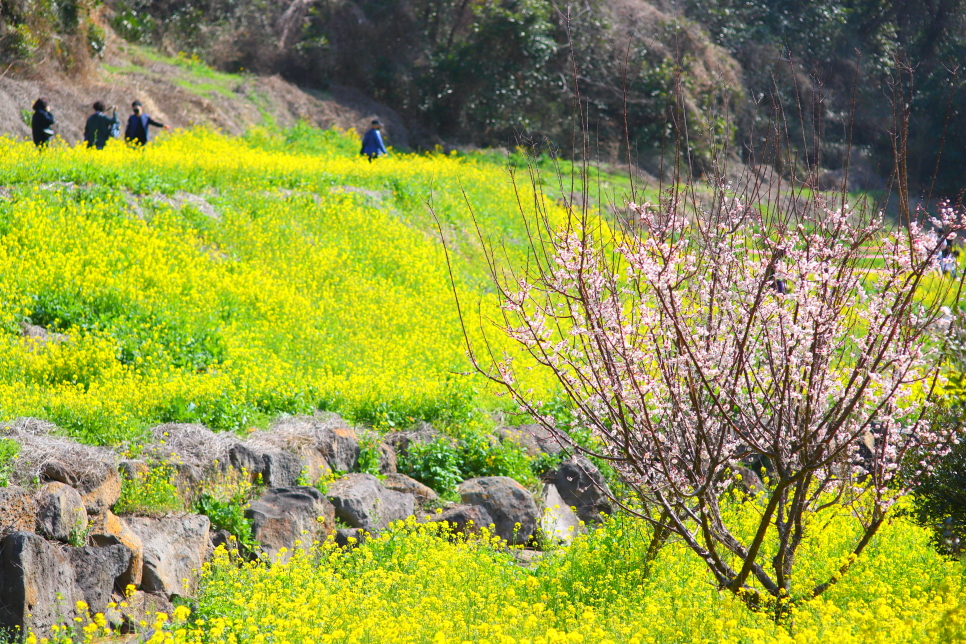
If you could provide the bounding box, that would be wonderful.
[0,127,562,444]
[0,34,409,147]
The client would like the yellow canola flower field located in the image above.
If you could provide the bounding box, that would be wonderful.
[46,513,966,644]
[0,129,557,444]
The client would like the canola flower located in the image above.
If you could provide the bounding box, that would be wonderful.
[0,130,559,443]
[35,510,965,644]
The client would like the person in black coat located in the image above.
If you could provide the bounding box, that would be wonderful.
[84,101,119,150]
[124,100,168,146]
[31,98,55,147]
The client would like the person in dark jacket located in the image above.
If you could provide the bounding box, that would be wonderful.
[84,101,119,150]
[31,98,55,148]
[124,100,168,145]
[360,119,388,161]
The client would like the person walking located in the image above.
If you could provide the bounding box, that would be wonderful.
[84,101,119,150]
[31,99,55,148]
[125,100,168,146]
[360,119,388,161]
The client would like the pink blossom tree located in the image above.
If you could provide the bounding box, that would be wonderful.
[445,157,964,613]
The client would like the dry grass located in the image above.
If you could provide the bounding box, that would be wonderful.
[0,416,116,487]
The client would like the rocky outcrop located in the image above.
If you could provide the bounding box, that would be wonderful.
[327,474,414,533]
[457,477,539,545]
[381,473,438,503]
[425,505,495,537]
[68,545,132,614]
[0,487,37,538]
[496,424,569,457]
[0,531,82,637]
[42,460,121,515]
[246,486,336,561]
[124,515,210,597]
[35,482,87,543]
[549,458,613,524]
[89,510,144,588]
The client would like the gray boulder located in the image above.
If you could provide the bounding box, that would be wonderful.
[124,515,210,598]
[0,531,81,637]
[457,477,539,545]
[88,510,144,588]
[0,486,37,539]
[229,443,303,487]
[425,504,495,537]
[35,482,88,543]
[245,486,336,561]
[549,457,613,524]
[261,450,304,488]
[68,545,131,613]
[541,484,581,544]
[496,424,569,457]
[327,474,414,533]
[42,459,121,514]
[381,473,438,503]
[315,426,360,473]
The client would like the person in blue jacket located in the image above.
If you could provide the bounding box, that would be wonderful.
[360,119,388,161]
[31,98,55,148]
[84,101,119,150]
[125,100,168,145]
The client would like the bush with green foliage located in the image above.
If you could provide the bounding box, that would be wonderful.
[193,493,259,553]
[400,427,536,497]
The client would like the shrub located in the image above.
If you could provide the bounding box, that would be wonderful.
[400,429,536,497]
[193,493,258,552]
[399,438,463,498]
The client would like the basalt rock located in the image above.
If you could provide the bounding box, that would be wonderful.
[123,515,210,598]
[35,482,87,543]
[42,459,121,515]
[88,510,144,588]
[549,458,613,525]
[380,473,438,503]
[457,477,539,545]
[425,504,495,537]
[245,486,336,561]
[326,474,414,533]
[0,531,82,638]
[68,545,132,614]
[496,424,569,457]
[0,486,37,539]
